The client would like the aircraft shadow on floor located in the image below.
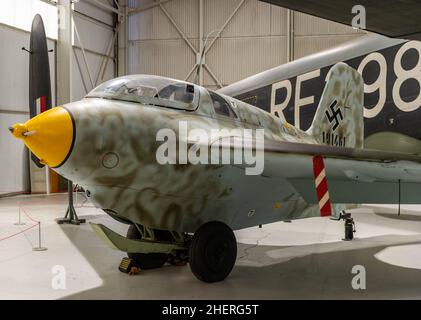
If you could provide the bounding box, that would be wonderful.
[375,212,421,222]
[57,218,421,299]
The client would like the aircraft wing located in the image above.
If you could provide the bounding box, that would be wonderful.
[260,140,421,204]
[260,0,421,41]
[263,140,421,163]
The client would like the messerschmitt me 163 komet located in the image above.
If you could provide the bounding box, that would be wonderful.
[10,63,421,282]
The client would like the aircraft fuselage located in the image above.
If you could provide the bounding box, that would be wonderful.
[220,35,421,153]
[54,89,323,232]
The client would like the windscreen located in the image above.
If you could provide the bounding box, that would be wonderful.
[86,75,197,109]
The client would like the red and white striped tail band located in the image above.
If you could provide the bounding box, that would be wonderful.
[312,155,332,217]
[36,96,47,115]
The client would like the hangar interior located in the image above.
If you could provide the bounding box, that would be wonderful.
[1,0,421,299]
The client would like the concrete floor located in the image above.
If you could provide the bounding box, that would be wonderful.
[1,194,421,299]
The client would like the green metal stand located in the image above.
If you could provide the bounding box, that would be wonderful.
[57,180,86,225]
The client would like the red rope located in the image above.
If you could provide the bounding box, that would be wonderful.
[0,223,38,242]
[0,206,40,243]
[21,207,40,224]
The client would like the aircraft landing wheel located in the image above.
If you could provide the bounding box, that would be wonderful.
[189,221,237,283]
[126,225,170,270]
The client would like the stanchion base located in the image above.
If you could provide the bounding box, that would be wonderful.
[56,218,86,225]
[33,247,48,251]
[14,222,26,226]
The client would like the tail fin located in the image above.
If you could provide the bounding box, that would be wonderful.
[307,63,364,148]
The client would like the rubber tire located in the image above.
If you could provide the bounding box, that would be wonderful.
[189,221,237,283]
[126,225,170,270]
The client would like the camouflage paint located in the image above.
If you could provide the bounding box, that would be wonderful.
[54,64,360,232]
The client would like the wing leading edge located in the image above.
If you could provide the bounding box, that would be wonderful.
[259,0,421,41]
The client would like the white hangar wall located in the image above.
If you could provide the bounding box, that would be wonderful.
[0,0,56,196]
[72,0,116,102]
[0,0,116,195]
[0,25,56,195]
[127,0,364,90]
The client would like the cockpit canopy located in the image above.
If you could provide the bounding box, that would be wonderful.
[86,75,198,110]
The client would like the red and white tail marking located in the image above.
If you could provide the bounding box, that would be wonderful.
[313,155,332,217]
[36,96,47,115]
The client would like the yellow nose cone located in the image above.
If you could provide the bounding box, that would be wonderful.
[9,107,74,168]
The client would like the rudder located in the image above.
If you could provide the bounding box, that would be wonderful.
[307,63,364,148]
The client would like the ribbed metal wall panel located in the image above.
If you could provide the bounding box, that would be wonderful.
[0,24,55,194]
[72,2,116,100]
[74,15,114,56]
[129,39,198,80]
[129,0,199,40]
[204,0,274,37]
[129,6,182,40]
[72,50,115,100]
[0,113,28,194]
[74,1,115,26]
[128,0,366,87]
[205,36,287,86]
[270,5,288,36]
[0,25,55,113]
[294,34,364,60]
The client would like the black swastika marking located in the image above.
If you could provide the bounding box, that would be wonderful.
[325,100,343,131]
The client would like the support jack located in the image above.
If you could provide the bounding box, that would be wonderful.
[57,180,86,225]
[339,211,356,241]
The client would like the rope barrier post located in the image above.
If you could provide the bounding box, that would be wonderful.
[1,208,46,246]
[32,222,47,251]
[14,207,26,226]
